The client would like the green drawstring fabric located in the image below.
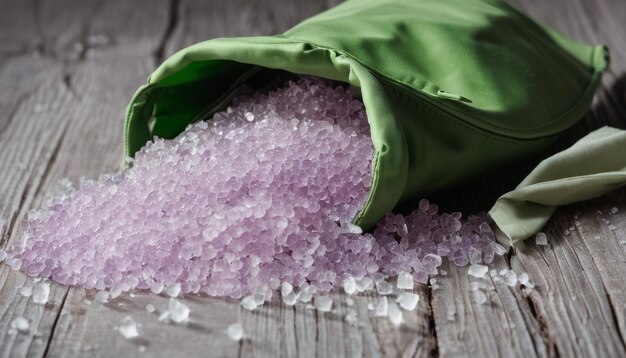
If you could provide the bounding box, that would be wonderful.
[490,126,626,245]
[124,0,608,231]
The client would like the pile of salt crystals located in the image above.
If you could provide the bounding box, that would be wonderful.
[0,76,506,304]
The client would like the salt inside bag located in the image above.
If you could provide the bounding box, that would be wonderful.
[125,0,607,231]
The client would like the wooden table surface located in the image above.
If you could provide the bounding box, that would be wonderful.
[1,0,625,357]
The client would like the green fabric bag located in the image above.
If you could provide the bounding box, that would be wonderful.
[124,0,608,231]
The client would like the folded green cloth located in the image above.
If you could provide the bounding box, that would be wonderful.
[490,126,626,245]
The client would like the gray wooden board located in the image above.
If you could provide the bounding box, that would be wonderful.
[0,0,625,357]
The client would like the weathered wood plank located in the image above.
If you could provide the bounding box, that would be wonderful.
[430,256,546,358]
[510,196,626,357]
[0,0,172,357]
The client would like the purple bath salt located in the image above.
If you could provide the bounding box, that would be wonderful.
[4,76,504,301]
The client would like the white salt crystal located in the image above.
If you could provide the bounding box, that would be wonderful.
[227,323,243,341]
[32,282,50,304]
[446,307,456,321]
[145,304,155,313]
[502,270,518,286]
[315,296,333,312]
[494,244,508,256]
[489,269,498,278]
[19,286,33,298]
[376,281,393,295]
[0,250,6,262]
[397,292,419,311]
[281,282,293,297]
[342,277,356,295]
[150,282,164,294]
[397,271,413,290]
[609,225,617,231]
[110,288,122,299]
[117,316,139,339]
[168,299,190,323]
[387,302,403,326]
[244,112,255,122]
[367,303,375,311]
[470,282,487,291]
[241,295,258,310]
[165,283,181,298]
[11,316,30,333]
[299,289,313,303]
[473,290,487,305]
[518,273,529,286]
[535,232,548,245]
[467,264,488,278]
[611,206,619,215]
[253,293,265,306]
[374,297,388,317]
[356,277,374,292]
[345,297,354,306]
[158,311,170,322]
[282,292,298,306]
[95,291,110,303]
[345,310,358,325]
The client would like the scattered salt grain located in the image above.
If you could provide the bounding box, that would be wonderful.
[0,250,6,262]
[501,270,518,286]
[244,112,255,122]
[470,282,487,291]
[345,310,358,325]
[10,316,30,333]
[165,284,181,298]
[356,277,374,292]
[611,207,619,215]
[117,316,139,339]
[241,295,258,311]
[374,297,388,317]
[168,299,190,323]
[342,277,356,295]
[518,273,529,286]
[227,323,243,341]
[150,283,164,295]
[282,292,298,306]
[609,225,617,231]
[19,286,33,298]
[397,292,419,311]
[32,282,50,304]
[145,304,155,313]
[315,296,333,312]
[468,264,488,278]
[397,271,413,290]
[473,290,487,305]
[376,281,393,295]
[494,244,508,256]
[281,282,293,297]
[535,232,548,245]
[95,291,110,303]
[387,301,403,325]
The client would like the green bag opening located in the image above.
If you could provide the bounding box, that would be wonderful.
[125,0,608,231]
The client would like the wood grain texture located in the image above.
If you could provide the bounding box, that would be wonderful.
[0,0,625,357]
[431,256,546,358]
